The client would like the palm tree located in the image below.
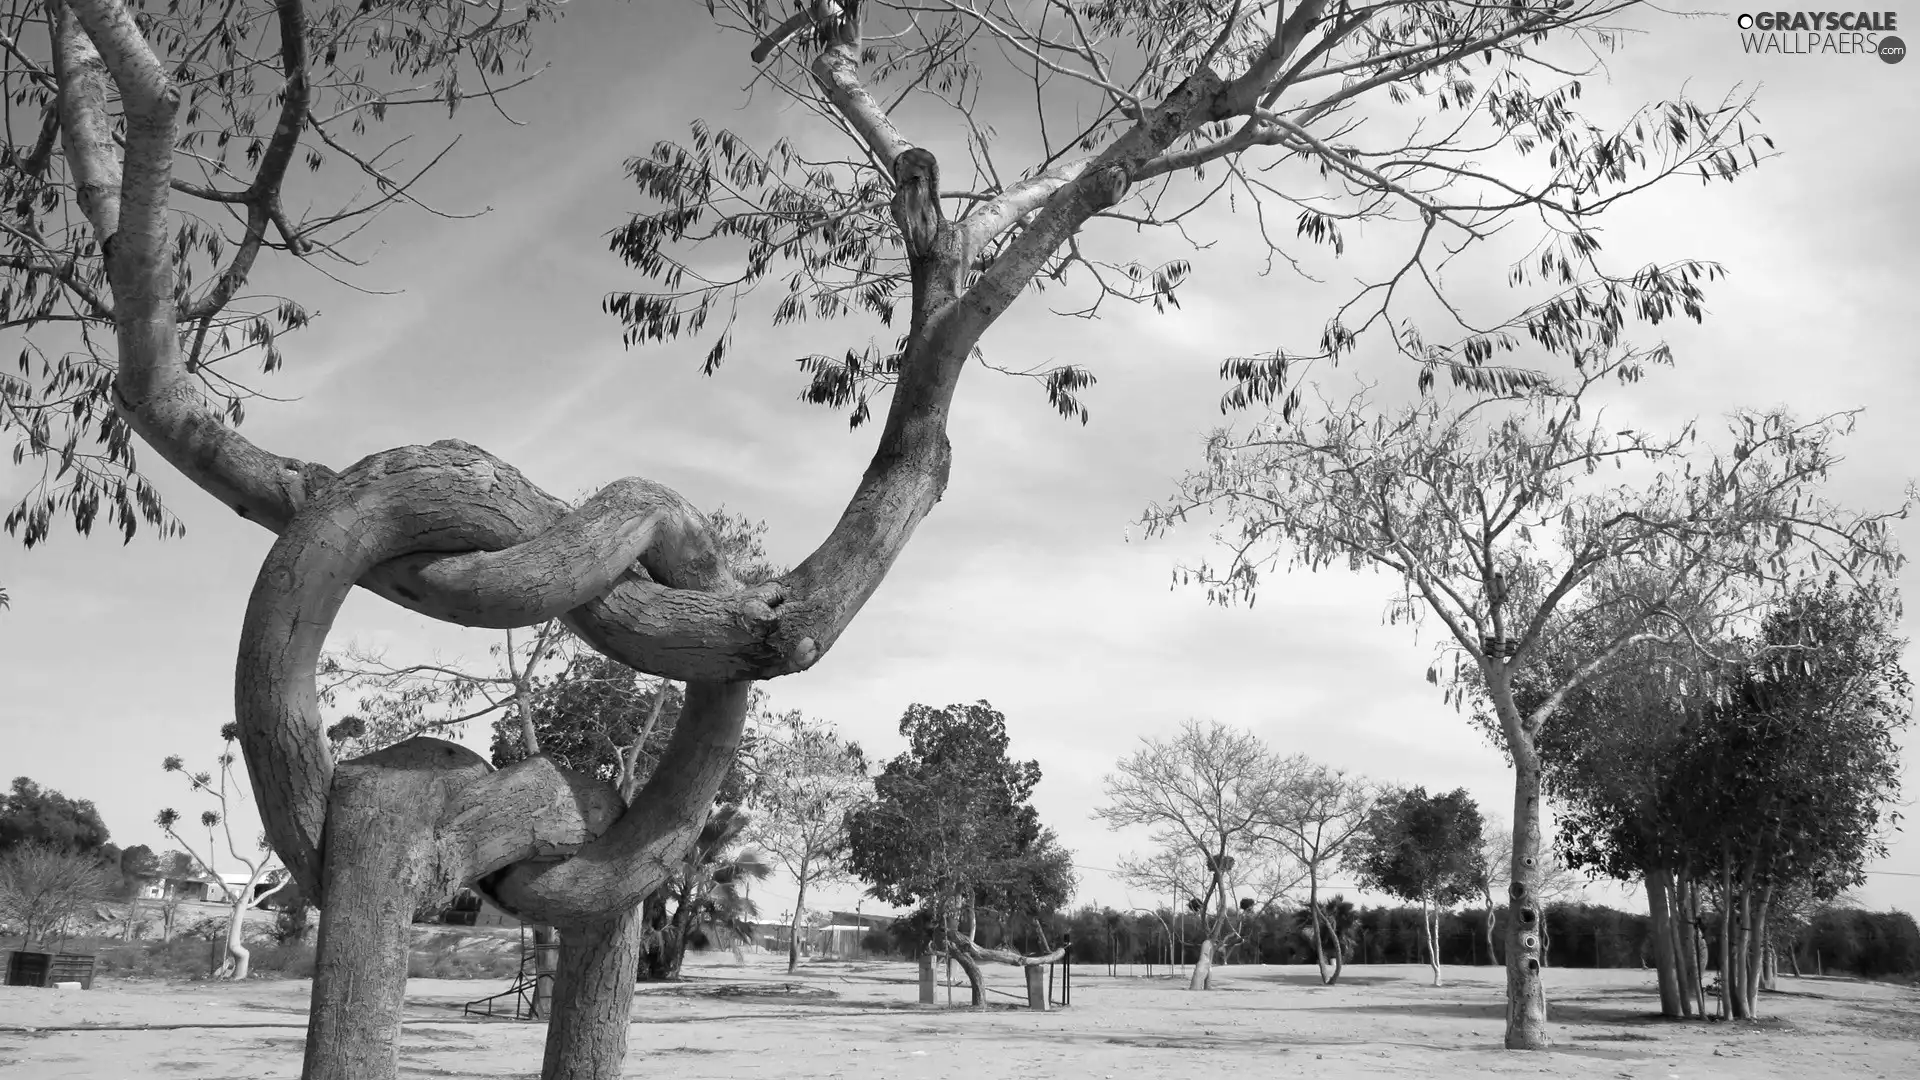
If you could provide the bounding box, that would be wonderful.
[656,805,773,979]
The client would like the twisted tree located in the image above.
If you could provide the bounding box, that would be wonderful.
[3,0,1786,1075]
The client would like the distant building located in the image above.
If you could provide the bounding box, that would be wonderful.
[813,911,895,959]
[128,871,289,906]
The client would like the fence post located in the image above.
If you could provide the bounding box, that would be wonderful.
[1025,963,1048,1011]
[917,950,936,1004]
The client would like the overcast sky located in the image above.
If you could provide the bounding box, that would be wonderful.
[2,3,1917,929]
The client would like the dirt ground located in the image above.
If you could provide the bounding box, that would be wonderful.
[3,953,1917,1079]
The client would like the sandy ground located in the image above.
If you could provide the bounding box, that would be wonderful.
[2,953,1917,1079]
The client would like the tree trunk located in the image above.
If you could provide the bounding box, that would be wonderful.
[787,876,808,974]
[1744,888,1771,1008]
[1644,865,1683,1018]
[945,933,987,1009]
[1307,872,1330,985]
[638,890,670,980]
[1423,898,1443,987]
[219,895,252,980]
[538,906,642,1080]
[1187,921,1215,991]
[1689,877,1709,1018]
[530,925,559,1020]
[1728,849,1743,1014]
[1483,895,1498,967]
[301,745,484,1080]
[1532,905,1547,969]
[1500,742,1550,1049]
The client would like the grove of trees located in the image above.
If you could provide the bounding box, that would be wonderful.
[1146,359,1907,1045]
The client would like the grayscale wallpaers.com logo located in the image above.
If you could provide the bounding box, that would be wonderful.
[1736,11,1906,62]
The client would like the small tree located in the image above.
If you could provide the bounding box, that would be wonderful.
[1097,719,1287,990]
[652,805,772,979]
[1256,760,1375,984]
[158,727,290,980]
[1349,786,1483,987]
[0,843,116,948]
[744,711,870,973]
[846,701,1071,1007]
[1147,357,1908,1045]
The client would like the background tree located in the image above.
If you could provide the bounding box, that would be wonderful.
[846,701,1073,1007]
[0,843,116,948]
[1256,759,1375,984]
[0,777,110,854]
[1098,718,1287,990]
[158,726,291,980]
[1534,583,1908,1020]
[1146,356,1908,1045]
[745,710,871,973]
[1668,586,1906,1019]
[651,804,772,980]
[6,1,1780,1075]
[1349,786,1484,987]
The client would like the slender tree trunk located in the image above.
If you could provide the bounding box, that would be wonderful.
[1728,849,1743,1014]
[1423,898,1442,987]
[787,876,809,974]
[1670,870,1698,1018]
[1785,937,1801,978]
[1689,877,1709,1018]
[1484,894,1498,967]
[530,925,559,1020]
[1188,916,1215,991]
[1745,888,1771,1007]
[1731,885,1753,1019]
[1308,871,1330,984]
[1503,740,1549,1050]
[219,895,252,980]
[1644,866,1683,1018]
[539,906,642,1080]
[1539,905,1552,969]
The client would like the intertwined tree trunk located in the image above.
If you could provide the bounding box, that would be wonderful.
[51,1,1352,1074]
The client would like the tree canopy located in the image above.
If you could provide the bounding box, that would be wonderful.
[847,701,1072,922]
[0,776,111,855]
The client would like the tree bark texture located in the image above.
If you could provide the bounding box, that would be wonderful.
[1503,744,1550,1050]
[540,906,643,1080]
[301,740,489,1080]
[788,877,808,974]
[1644,866,1684,1018]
